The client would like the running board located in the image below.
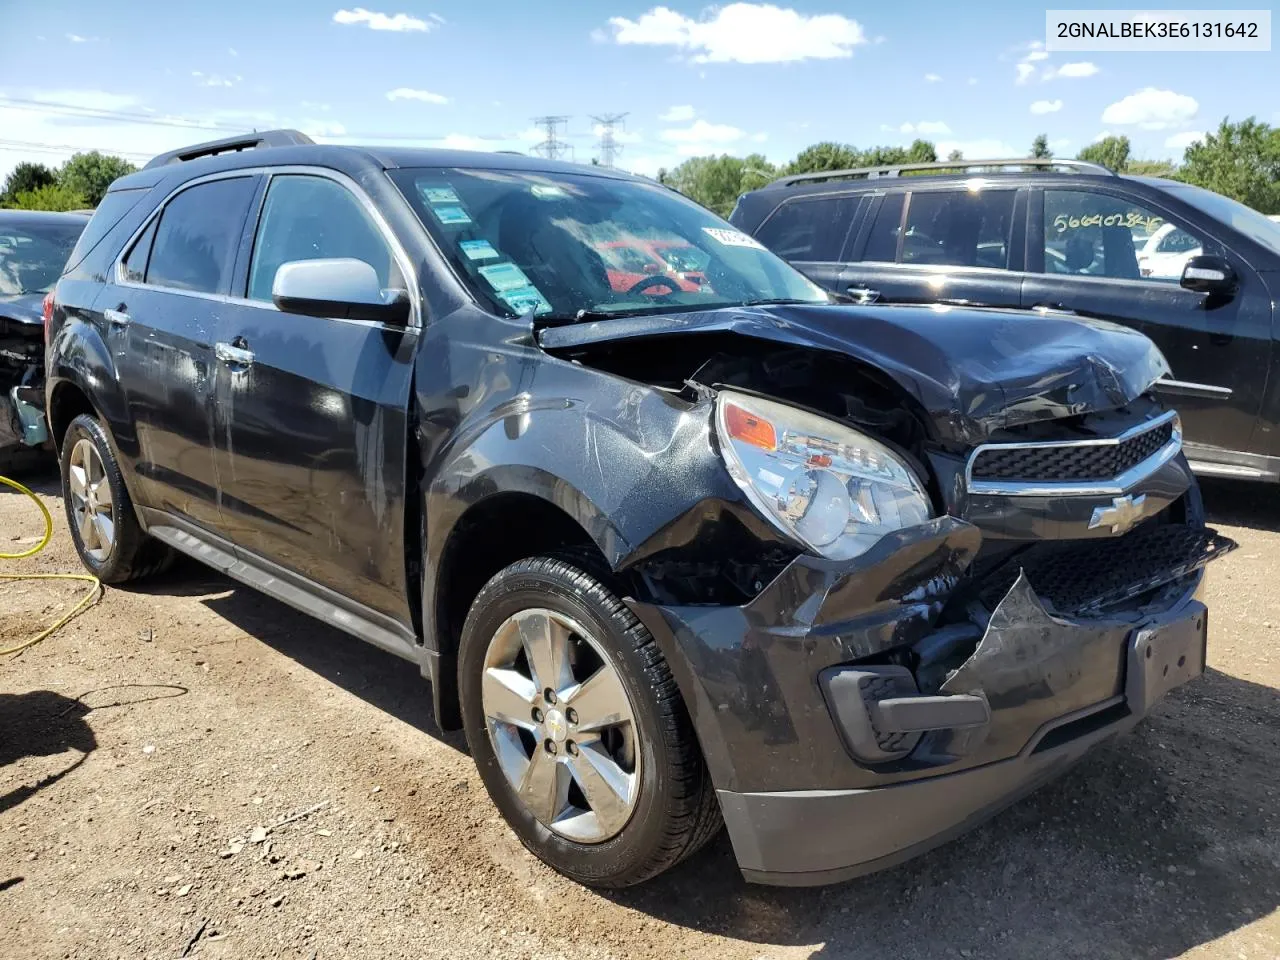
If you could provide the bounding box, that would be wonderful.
[146,522,421,664]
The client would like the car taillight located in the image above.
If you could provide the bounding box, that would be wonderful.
[42,291,54,342]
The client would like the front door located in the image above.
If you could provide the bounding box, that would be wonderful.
[210,172,418,623]
[840,188,1025,308]
[1021,186,1270,457]
[106,174,260,529]
[751,193,864,293]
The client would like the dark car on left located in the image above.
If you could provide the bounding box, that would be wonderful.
[0,209,89,472]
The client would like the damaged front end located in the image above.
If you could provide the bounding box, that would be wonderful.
[542,301,1237,885]
[0,307,50,459]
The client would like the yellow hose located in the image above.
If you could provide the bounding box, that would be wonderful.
[0,473,102,657]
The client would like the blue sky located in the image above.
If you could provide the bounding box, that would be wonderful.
[1,2,1276,183]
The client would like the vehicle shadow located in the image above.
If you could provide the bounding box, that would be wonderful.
[607,666,1280,959]
[0,690,96,817]
[189,577,466,752]
[1201,477,1280,533]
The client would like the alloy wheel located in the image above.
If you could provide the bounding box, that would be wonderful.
[68,438,114,562]
[481,608,641,843]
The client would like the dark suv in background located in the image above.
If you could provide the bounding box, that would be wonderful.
[731,159,1280,483]
[45,132,1232,888]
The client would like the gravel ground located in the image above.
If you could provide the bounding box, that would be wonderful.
[1,473,1277,960]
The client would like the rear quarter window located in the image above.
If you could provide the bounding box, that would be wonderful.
[63,188,149,272]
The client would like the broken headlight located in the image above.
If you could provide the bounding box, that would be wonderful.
[714,391,933,561]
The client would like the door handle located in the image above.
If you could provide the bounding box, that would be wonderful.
[104,307,131,327]
[846,285,881,304]
[215,342,255,367]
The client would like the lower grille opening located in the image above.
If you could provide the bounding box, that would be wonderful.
[1032,700,1131,754]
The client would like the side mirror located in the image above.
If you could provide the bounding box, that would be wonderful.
[1180,254,1237,298]
[272,258,411,325]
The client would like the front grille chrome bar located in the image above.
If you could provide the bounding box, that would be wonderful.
[965,410,1183,497]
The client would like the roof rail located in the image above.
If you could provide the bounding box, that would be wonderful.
[771,157,1116,187]
[143,129,316,170]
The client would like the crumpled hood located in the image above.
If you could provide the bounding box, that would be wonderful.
[0,293,46,326]
[538,302,1170,442]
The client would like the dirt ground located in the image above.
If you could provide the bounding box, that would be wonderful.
[1,472,1277,960]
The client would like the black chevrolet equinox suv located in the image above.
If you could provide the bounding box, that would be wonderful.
[46,131,1233,887]
[731,158,1280,483]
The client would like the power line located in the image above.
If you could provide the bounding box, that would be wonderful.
[530,115,573,162]
[0,138,154,161]
[590,113,629,168]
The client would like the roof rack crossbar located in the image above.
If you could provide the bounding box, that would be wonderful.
[143,129,316,170]
[771,157,1115,187]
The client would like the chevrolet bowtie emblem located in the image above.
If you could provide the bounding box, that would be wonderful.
[1089,493,1147,534]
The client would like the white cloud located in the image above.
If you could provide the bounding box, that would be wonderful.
[607,3,868,64]
[1093,130,1112,142]
[66,33,99,43]
[924,73,942,82]
[386,87,449,104]
[1165,130,1206,151]
[1025,49,1049,62]
[1030,99,1063,115]
[1102,87,1199,130]
[660,118,744,144]
[751,132,768,142]
[899,120,951,135]
[228,47,239,57]
[194,73,241,88]
[332,8,431,32]
[429,13,446,24]
[437,134,486,151]
[299,119,348,138]
[1046,61,1099,79]
[1016,63,1036,85]
[590,27,609,43]
[592,123,643,144]
[660,104,696,122]
[937,138,1019,160]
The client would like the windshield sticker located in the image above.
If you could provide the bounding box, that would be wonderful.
[702,227,766,250]
[531,184,569,200]
[431,205,472,226]
[419,185,460,205]
[459,239,500,261]
[500,285,552,316]
[479,261,535,293]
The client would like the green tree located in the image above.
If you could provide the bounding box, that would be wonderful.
[1030,134,1052,159]
[1,162,58,206]
[664,154,778,217]
[1077,135,1131,173]
[58,151,137,207]
[947,149,964,162]
[1178,117,1280,213]
[1127,159,1177,179]
[10,183,87,212]
[906,139,938,163]
[784,141,862,175]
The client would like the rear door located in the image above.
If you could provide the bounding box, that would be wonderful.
[1021,185,1269,457]
[751,193,864,293]
[839,187,1025,307]
[107,174,260,529]
[209,170,419,623]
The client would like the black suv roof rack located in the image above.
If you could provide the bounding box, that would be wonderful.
[771,157,1116,187]
[143,129,316,170]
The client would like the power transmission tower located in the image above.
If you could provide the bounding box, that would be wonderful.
[590,112,629,168]
[530,115,573,161]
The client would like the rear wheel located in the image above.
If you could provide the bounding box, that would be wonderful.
[458,555,721,887]
[60,413,173,583]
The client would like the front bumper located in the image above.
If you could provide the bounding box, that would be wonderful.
[627,494,1230,885]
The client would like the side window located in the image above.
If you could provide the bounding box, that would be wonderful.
[862,193,905,262]
[145,177,257,294]
[248,175,399,302]
[1043,190,1205,282]
[754,196,856,262]
[121,218,158,283]
[900,190,1016,268]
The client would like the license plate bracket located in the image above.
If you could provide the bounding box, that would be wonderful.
[1125,605,1208,715]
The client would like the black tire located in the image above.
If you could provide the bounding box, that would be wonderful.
[60,413,174,583]
[458,555,722,888]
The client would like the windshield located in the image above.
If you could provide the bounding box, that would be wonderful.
[0,219,85,295]
[390,168,826,319]
[1164,183,1280,257]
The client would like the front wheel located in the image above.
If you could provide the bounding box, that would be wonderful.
[458,555,721,887]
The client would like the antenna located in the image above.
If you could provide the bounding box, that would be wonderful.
[590,112,629,168]
[530,115,573,161]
